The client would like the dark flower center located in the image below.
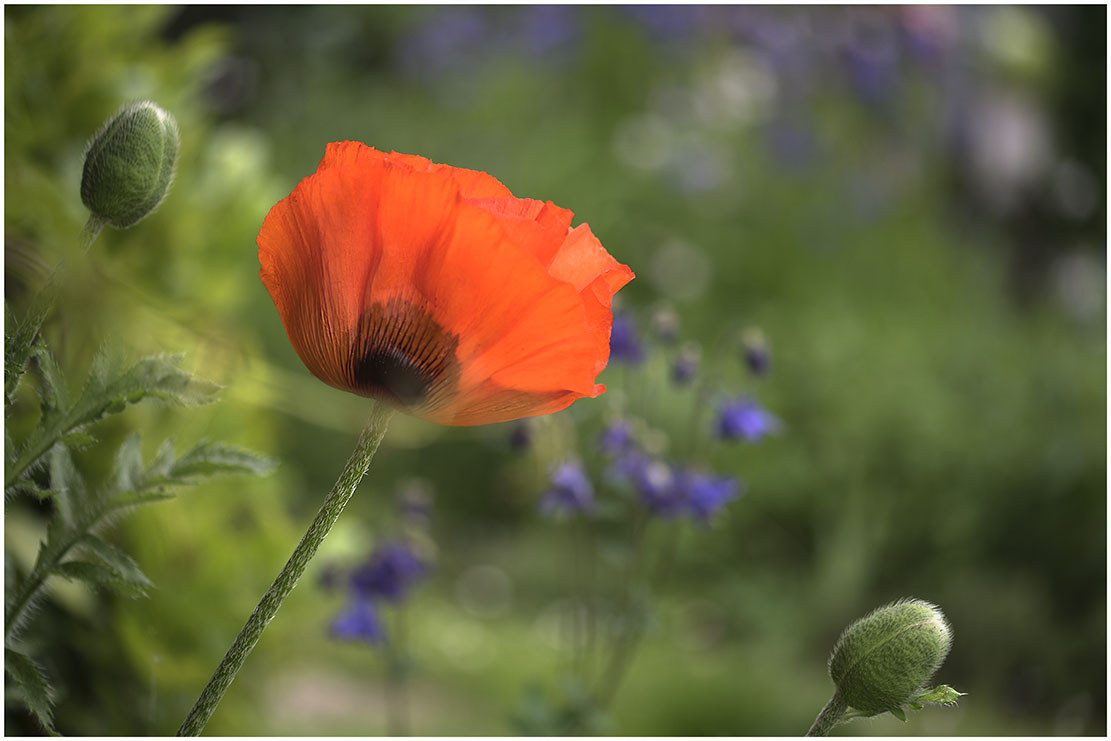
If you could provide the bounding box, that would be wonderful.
[348,298,460,408]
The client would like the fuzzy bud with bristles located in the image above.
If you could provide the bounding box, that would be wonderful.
[828,598,952,716]
[81,101,180,233]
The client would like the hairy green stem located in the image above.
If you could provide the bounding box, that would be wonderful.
[177,404,394,736]
[80,214,107,251]
[807,691,848,736]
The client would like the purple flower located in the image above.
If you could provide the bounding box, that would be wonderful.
[672,347,699,386]
[541,462,595,515]
[839,20,900,106]
[636,459,685,517]
[716,398,779,442]
[599,420,634,456]
[350,543,427,603]
[678,470,743,522]
[741,328,771,376]
[507,5,579,59]
[612,452,683,517]
[395,8,489,80]
[330,599,385,644]
[609,313,645,364]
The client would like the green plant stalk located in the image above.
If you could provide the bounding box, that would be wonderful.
[177,403,395,736]
[5,510,99,641]
[807,692,848,736]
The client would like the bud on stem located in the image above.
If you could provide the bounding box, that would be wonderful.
[80,101,180,246]
[807,598,957,736]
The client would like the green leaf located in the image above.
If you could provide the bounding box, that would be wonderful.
[73,352,221,426]
[4,648,58,735]
[59,430,97,449]
[912,685,966,707]
[73,534,152,595]
[105,438,273,513]
[889,707,907,722]
[6,352,221,490]
[110,433,144,492]
[170,441,276,480]
[4,288,55,403]
[52,558,148,598]
[6,479,59,500]
[48,444,86,527]
[147,438,176,479]
[30,344,69,414]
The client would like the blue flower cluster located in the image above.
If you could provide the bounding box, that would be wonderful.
[324,487,434,646]
[716,398,779,442]
[529,311,779,527]
[607,433,743,523]
[330,542,428,644]
[540,462,596,516]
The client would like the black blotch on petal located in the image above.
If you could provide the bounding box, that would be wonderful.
[347,298,460,409]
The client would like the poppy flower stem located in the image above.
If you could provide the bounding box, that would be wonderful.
[806,692,848,736]
[177,402,396,736]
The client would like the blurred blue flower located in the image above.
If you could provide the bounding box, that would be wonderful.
[331,599,385,644]
[636,458,685,517]
[599,420,635,456]
[541,462,595,515]
[672,347,699,386]
[507,4,580,59]
[396,7,489,80]
[839,23,900,105]
[621,5,712,43]
[679,470,743,522]
[612,452,683,517]
[609,313,645,364]
[741,328,772,376]
[351,543,427,603]
[716,398,779,442]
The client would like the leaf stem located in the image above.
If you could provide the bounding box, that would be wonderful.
[807,691,848,736]
[5,510,102,643]
[176,403,395,736]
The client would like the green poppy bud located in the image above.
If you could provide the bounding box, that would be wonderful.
[828,598,952,716]
[80,101,180,231]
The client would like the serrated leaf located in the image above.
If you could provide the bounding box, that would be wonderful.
[30,344,69,414]
[5,479,59,500]
[107,489,176,513]
[170,441,276,479]
[913,685,966,707]
[74,534,152,594]
[148,439,176,479]
[111,433,144,493]
[4,648,58,735]
[73,353,221,428]
[52,558,148,598]
[6,353,221,490]
[4,287,55,403]
[59,430,96,448]
[889,707,907,722]
[48,444,85,527]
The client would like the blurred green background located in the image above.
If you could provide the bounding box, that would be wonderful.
[4,5,1105,735]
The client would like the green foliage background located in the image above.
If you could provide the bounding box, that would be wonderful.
[4,5,1105,736]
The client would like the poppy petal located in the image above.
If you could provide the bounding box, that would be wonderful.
[259,142,633,426]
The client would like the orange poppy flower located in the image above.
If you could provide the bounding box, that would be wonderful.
[258,141,634,426]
